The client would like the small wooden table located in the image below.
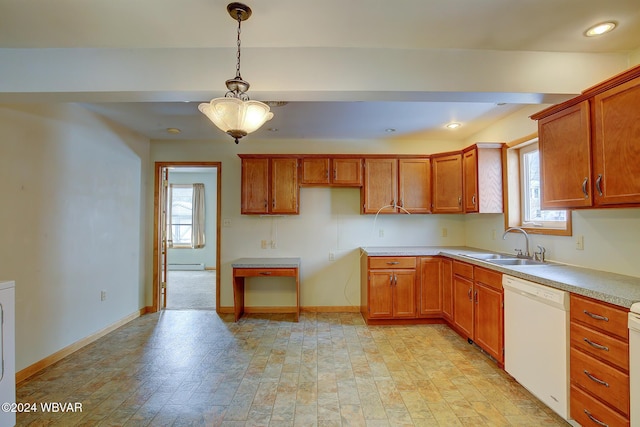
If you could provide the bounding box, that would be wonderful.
[231,258,301,322]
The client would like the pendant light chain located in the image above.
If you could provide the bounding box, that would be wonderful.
[235,13,242,80]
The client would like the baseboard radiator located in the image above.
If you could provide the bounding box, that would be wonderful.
[168,263,205,271]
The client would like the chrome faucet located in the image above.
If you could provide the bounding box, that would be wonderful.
[502,227,530,258]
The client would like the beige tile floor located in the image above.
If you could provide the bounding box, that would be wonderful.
[17,311,569,426]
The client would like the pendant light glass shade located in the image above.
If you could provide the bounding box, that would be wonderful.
[199,97,273,141]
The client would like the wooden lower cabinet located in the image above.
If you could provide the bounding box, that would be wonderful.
[452,261,504,364]
[419,257,442,317]
[361,256,417,322]
[441,258,453,321]
[569,294,630,425]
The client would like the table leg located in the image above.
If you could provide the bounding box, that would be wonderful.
[233,275,245,322]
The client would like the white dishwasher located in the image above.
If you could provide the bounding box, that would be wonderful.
[630,302,640,427]
[503,275,571,421]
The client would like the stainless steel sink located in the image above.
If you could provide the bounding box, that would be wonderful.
[487,258,548,266]
[461,253,516,260]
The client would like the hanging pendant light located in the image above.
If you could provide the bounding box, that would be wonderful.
[199,3,273,144]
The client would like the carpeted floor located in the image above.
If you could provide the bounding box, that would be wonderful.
[166,270,216,310]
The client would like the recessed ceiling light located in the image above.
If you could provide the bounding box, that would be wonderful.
[166,128,181,134]
[385,128,396,133]
[267,128,279,132]
[446,122,461,129]
[584,21,617,37]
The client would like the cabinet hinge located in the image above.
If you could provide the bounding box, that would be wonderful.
[161,282,167,289]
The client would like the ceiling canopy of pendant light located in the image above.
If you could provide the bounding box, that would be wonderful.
[198,2,273,144]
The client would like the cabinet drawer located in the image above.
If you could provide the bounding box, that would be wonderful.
[570,294,629,340]
[571,384,629,427]
[570,348,629,416]
[570,322,629,371]
[369,257,416,269]
[233,268,298,277]
[453,261,473,279]
[474,267,502,291]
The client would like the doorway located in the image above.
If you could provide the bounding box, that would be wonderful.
[153,162,221,312]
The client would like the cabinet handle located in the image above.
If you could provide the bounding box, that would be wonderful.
[472,194,476,206]
[259,271,272,275]
[386,261,400,265]
[333,169,337,180]
[474,290,478,304]
[467,288,472,301]
[583,370,609,387]
[390,199,395,207]
[458,196,462,206]
[595,174,603,197]
[264,200,268,209]
[582,177,589,199]
[398,199,403,207]
[584,409,609,427]
[394,274,397,286]
[583,337,609,351]
[390,274,394,285]
[272,199,276,208]
[584,310,609,322]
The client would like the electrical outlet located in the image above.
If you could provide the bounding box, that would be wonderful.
[576,235,584,250]
[329,251,335,261]
[441,228,448,237]
[100,290,107,301]
[271,240,277,249]
[261,240,267,249]
[223,219,231,227]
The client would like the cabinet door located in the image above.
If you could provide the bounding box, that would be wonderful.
[432,154,463,213]
[332,158,363,186]
[593,76,640,206]
[241,158,270,214]
[399,158,431,213]
[453,275,474,338]
[441,259,453,321]
[271,158,299,214]
[463,149,479,213]
[538,101,592,208]
[474,282,503,363]
[419,257,441,317]
[368,271,394,318]
[393,270,417,318]
[363,158,397,213]
[301,158,330,185]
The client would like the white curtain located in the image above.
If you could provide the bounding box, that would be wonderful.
[192,183,206,249]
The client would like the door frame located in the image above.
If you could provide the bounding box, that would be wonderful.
[152,161,222,313]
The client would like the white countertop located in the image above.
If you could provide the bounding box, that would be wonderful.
[361,246,640,309]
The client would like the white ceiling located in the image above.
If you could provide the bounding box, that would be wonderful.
[1,0,639,141]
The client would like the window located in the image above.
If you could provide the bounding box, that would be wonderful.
[505,135,571,236]
[519,143,567,228]
[169,185,194,247]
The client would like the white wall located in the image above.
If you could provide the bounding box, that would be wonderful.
[0,103,150,371]
[463,105,640,278]
[150,138,468,309]
[167,170,217,269]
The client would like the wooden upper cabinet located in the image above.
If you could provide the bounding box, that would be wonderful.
[533,65,640,210]
[538,101,592,209]
[432,153,463,213]
[463,145,503,213]
[240,157,299,215]
[332,158,363,186]
[301,157,363,186]
[592,76,640,206]
[271,158,299,214]
[362,158,398,214]
[399,158,431,213]
[301,158,330,185]
[241,158,270,214]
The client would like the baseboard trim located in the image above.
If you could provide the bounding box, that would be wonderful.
[16,308,146,384]
[218,306,360,314]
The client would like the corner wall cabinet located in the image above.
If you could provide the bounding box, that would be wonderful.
[532,65,640,210]
[462,144,503,213]
[240,156,299,215]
